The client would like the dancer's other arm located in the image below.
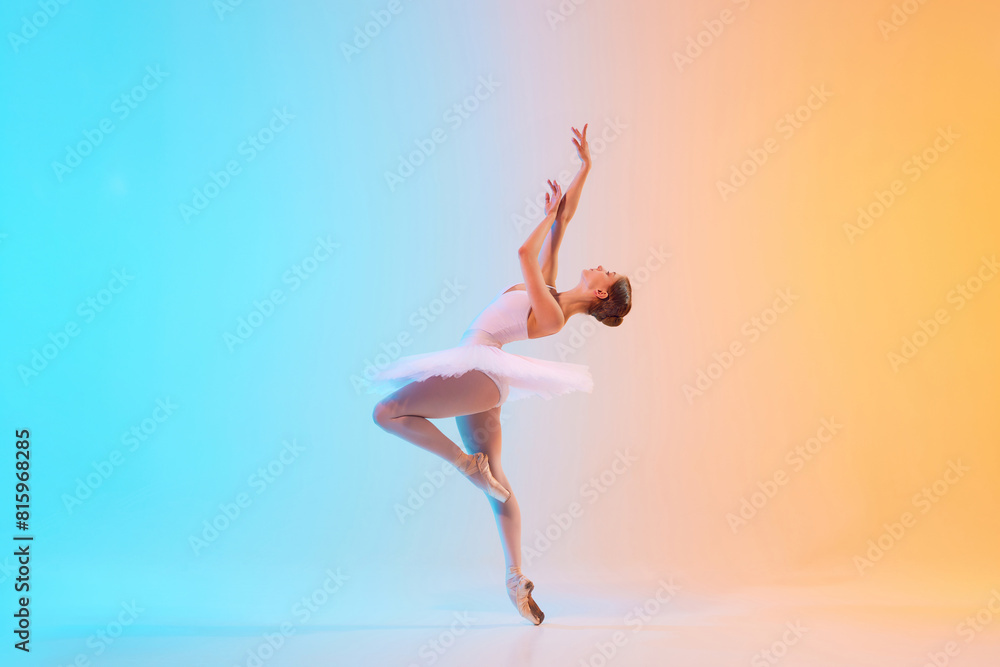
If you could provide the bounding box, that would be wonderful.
[518,180,565,335]
[538,124,591,285]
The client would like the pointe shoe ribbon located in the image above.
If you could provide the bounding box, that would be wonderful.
[506,567,544,625]
[456,452,511,503]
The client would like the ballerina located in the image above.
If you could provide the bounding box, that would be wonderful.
[371,124,632,625]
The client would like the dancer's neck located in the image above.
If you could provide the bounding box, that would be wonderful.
[554,284,597,319]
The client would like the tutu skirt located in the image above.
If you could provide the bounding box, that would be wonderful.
[367,329,593,405]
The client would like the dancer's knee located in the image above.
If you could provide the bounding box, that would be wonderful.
[490,466,511,492]
[372,399,397,429]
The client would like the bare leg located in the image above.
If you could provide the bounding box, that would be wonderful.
[457,407,544,624]
[372,370,501,466]
[456,407,520,570]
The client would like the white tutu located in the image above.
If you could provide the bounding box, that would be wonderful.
[367,334,594,404]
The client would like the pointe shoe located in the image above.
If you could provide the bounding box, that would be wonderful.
[506,567,544,625]
[456,452,511,503]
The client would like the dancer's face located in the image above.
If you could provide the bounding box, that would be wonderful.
[582,265,618,299]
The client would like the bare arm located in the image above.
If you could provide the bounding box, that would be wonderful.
[518,181,565,334]
[538,162,590,284]
[538,125,592,285]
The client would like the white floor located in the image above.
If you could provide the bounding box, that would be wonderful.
[36,579,1000,666]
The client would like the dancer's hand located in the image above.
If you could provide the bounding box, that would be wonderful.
[544,179,562,216]
[572,124,591,167]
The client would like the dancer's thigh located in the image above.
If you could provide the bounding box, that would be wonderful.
[381,371,500,419]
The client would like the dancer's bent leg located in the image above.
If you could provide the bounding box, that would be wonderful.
[373,371,501,464]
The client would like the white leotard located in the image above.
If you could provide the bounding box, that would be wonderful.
[459,284,556,347]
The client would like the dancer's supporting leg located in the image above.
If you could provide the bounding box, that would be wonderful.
[455,407,520,569]
[457,407,544,624]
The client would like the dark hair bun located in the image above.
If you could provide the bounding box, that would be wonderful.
[587,275,632,327]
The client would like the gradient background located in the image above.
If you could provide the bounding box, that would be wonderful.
[2,0,999,665]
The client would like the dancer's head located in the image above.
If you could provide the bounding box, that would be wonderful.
[581,265,632,327]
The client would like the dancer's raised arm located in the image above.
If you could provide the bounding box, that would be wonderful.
[537,124,591,285]
[518,180,565,335]
[557,124,591,223]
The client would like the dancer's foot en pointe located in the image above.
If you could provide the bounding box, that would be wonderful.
[454,452,511,503]
[506,566,544,625]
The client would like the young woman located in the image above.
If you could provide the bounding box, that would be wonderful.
[371,124,632,625]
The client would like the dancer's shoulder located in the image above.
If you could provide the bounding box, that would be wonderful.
[503,282,555,294]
